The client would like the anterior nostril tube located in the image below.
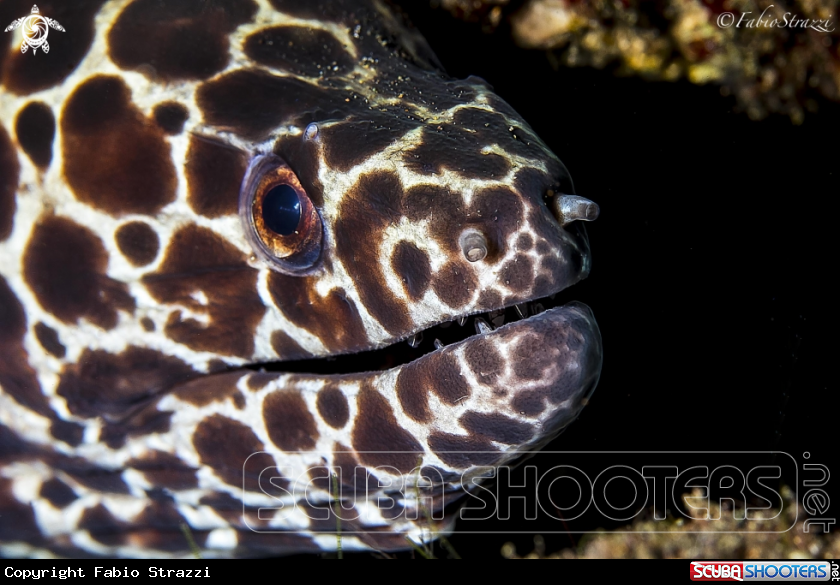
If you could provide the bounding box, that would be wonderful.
[551,194,600,226]
[460,229,488,262]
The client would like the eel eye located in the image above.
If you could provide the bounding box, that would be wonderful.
[240,154,323,274]
[262,184,301,236]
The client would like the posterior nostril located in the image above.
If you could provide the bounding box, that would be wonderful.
[550,194,600,226]
[460,229,488,262]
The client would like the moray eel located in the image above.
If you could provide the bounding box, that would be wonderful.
[0,0,601,556]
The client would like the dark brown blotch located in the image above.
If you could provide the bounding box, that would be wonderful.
[0,276,51,418]
[403,184,450,222]
[402,107,525,181]
[391,241,431,301]
[321,117,413,173]
[24,216,135,329]
[352,383,423,473]
[463,337,504,387]
[108,0,257,81]
[332,444,380,495]
[263,391,319,451]
[56,346,197,419]
[34,322,65,358]
[0,478,41,545]
[0,123,19,241]
[128,450,198,490]
[152,101,189,134]
[398,348,472,415]
[140,317,155,332]
[100,402,175,450]
[432,261,477,309]
[200,492,276,533]
[78,503,126,547]
[132,501,209,553]
[476,289,502,311]
[244,25,354,77]
[185,136,247,217]
[270,330,310,360]
[316,384,349,429]
[427,432,499,469]
[208,360,231,374]
[459,411,534,445]
[516,233,534,251]
[405,134,510,180]
[511,332,554,382]
[143,225,265,358]
[193,414,277,491]
[39,478,78,509]
[61,75,176,216]
[246,372,277,392]
[49,420,84,447]
[511,390,547,417]
[394,363,431,423]
[115,221,159,266]
[471,186,524,255]
[427,350,471,405]
[15,101,55,168]
[514,166,572,199]
[174,371,246,407]
[197,68,339,140]
[268,276,367,354]
[0,423,31,461]
[231,390,246,410]
[500,255,535,293]
[59,461,130,495]
[332,172,411,336]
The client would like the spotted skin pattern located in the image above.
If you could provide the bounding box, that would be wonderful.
[0,0,602,557]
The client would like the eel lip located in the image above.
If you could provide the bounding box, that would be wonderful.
[383,300,603,473]
[455,300,602,439]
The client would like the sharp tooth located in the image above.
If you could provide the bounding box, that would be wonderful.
[514,303,528,319]
[491,315,505,328]
[474,318,492,335]
[407,332,423,348]
[433,339,444,350]
[532,303,545,314]
[457,316,468,326]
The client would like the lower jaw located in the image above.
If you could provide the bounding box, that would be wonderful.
[243,300,602,466]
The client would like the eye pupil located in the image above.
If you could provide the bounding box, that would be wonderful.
[262,184,301,236]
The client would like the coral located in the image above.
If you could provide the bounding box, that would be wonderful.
[501,487,840,559]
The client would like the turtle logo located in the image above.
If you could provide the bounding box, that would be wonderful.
[4,5,65,55]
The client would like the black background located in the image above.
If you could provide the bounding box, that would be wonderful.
[388,1,837,559]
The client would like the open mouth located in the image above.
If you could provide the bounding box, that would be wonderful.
[250,286,584,377]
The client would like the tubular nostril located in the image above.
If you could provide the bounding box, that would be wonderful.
[550,194,600,226]
[460,229,488,262]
